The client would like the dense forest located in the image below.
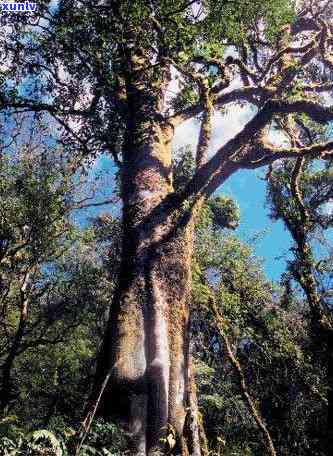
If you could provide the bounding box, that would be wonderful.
[0,0,333,455]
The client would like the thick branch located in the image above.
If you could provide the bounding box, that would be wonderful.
[176,99,333,204]
[167,87,272,129]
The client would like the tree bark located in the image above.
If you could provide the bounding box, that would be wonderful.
[88,52,202,454]
[91,172,197,455]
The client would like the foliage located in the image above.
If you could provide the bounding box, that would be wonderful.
[0,417,126,455]
[266,158,333,298]
[0,143,115,424]
[203,0,295,43]
[192,214,328,455]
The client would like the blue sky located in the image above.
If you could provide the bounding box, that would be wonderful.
[221,169,292,281]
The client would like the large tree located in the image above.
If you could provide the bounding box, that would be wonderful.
[1,0,333,454]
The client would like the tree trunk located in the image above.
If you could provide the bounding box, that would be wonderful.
[89,55,202,454]
[92,174,196,455]
[288,158,333,455]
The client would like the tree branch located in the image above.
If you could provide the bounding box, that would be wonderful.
[175,99,333,204]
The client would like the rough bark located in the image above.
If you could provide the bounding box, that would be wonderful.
[91,187,196,455]
[87,47,202,455]
[184,356,208,456]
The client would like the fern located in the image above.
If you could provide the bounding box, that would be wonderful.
[0,416,24,455]
[0,436,21,455]
[0,424,65,456]
[0,417,126,455]
[25,429,63,455]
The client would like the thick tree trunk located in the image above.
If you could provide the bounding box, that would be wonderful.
[88,55,202,453]
[92,176,196,455]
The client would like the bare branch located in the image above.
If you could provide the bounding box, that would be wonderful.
[241,139,333,169]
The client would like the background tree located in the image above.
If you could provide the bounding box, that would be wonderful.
[192,207,327,456]
[266,153,333,451]
[0,138,117,416]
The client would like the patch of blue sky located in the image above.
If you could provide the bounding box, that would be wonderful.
[221,168,293,281]
[70,154,120,229]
